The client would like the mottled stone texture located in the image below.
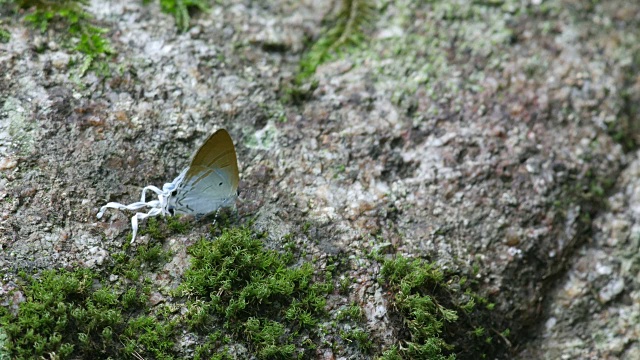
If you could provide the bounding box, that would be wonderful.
[1,0,639,357]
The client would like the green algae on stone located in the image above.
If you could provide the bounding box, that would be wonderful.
[244,121,279,150]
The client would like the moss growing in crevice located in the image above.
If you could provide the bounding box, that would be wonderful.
[303,0,376,78]
[145,0,208,32]
[379,255,510,359]
[608,50,640,152]
[294,0,376,85]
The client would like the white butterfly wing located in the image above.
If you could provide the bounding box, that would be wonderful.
[171,165,237,215]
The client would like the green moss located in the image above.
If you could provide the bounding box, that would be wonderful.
[336,303,364,322]
[138,215,190,241]
[167,215,190,233]
[177,226,333,359]
[340,327,373,353]
[141,216,167,240]
[0,269,177,359]
[379,345,402,360]
[379,256,508,359]
[302,221,312,234]
[0,228,177,359]
[9,0,113,75]
[0,27,9,43]
[143,0,207,32]
[295,0,376,84]
[0,327,8,360]
[193,331,234,360]
[111,241,173,282]
[139,243,173,268]
[609,87,640,152]
[123,315,176,359]
[1,225,508,359]
[338,276,351,294]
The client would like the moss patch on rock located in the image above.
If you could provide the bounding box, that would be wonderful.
[0,223,511,359]
[6,0,114,75]
[178,226,333,358]
[0,268,176,360]
[379,255,509,359]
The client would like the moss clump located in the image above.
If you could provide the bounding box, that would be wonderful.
[379,256,509,359]
[140,215,189,241]
[0,268,177,360]
[0,226,180,360]
[333,295,375,353]
[178,226,333,359]
[0,224,335,359]
[0,27,10,43]
[340,327,373,353]
[110,239,174,282]
[336,302,364,322]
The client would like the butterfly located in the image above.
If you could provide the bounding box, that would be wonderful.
[97,129,239,243]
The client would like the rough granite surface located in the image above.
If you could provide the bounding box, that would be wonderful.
[1,0,639,358]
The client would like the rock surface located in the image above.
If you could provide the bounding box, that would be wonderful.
[519,150,640,359]
[1,0,639,357]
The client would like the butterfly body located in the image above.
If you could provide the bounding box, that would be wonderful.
[97,128,239,242]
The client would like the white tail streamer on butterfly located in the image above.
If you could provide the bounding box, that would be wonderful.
[97,129,240,243]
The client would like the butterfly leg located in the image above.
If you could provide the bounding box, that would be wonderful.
[140,185,165,203]
[129,207,165,243]
[211,208,221,227]
[97,201,149,219]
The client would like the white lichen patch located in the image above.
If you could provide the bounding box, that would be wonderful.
[1,97,34,158]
